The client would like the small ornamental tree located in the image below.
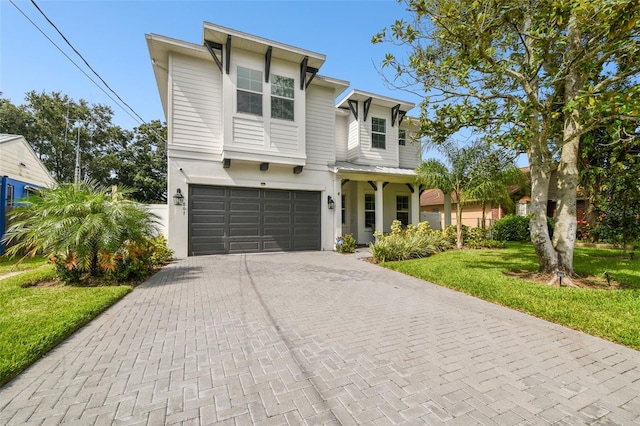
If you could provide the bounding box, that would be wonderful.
[2,182,160,282]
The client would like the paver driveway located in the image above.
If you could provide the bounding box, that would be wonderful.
[1,251,639,425]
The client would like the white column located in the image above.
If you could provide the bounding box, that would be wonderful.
[375,180,384,235]
[333,178,342,247]
[411,184,420,225]
[443,192,452,227]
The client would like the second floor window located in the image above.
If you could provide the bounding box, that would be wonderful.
[237,67,263,116]
[271,75,294,121]
[372,117,386,149]
[398,129,406,146]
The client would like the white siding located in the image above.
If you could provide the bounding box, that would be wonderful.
[305,85,336,165]
[335,114,347,161]
[0,136,55,188]
[170,54,222,153]
[270,121,299,152]
[347,114,360,161]
[399,130,421,169]
[358,105,398,167]
[233,117,265,146]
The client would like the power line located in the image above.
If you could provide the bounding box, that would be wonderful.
[28,0,149,126]
[7,0,143,126]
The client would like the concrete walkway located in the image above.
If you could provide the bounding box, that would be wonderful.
[1,252,639,425]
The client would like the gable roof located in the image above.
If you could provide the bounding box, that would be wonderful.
[0,134,56,188]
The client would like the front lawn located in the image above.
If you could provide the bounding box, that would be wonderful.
[384,243,640,349]
[0,265,132,386]
[0,255,48,275]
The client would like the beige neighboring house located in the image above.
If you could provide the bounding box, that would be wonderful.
[147,23,423,257]
[419,189,508,230]
[1,134,56,254]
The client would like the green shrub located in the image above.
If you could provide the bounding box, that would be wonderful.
[493,215,556,242]
[100,235,173,282]
[335,234,356,253]
[493,215,530,241]
[370,220,451,263]
[443,224,468,245]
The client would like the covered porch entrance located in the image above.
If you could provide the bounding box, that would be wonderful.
[332,163,421,245]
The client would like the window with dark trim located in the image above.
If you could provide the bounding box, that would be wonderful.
[365,193,375,229]
[6,184,13,207]
[237,66,263,116]
[396,195,409,225]
[372,117,386,149]
[341,194,346,225]
[398,129,406,146]
[271,75,294,121]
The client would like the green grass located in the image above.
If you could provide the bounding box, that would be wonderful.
[0,255,49,275]
[384,243,640,349]
[0,265,132,386]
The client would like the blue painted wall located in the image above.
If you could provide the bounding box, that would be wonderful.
[1,176,41,255]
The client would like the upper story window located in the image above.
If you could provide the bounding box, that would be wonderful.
[237,67,263,116]
[398,129,406,146]
[372,117,386,149]
[271,75,294,121]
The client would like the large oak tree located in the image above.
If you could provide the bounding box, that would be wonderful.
[375,0,640,274]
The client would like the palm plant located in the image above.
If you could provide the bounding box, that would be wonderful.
[2,181,158,279]
[416,142,525,248]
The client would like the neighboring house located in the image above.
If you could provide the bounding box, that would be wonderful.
[147,23,422,257]
[420,167,586,230]
[0,134,56,254]
[419,189,507,230]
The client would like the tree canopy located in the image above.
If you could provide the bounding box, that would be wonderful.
[0,91,167,203]
[375,0,640,273]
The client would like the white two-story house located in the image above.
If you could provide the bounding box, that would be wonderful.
[147,23,422,257]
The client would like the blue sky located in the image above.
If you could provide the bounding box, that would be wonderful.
[1,0,421,131]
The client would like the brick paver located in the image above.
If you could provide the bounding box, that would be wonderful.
[1,251,639,425]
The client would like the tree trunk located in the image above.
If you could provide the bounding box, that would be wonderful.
[528,138,557,273]
[553,14,583,275]
[456,198,463,249]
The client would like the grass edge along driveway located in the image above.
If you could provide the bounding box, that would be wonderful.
[384,243,640,350]
[0,266,132,386]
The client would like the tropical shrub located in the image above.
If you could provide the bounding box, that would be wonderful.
[2,182,164,283]
[465,227,506,249]
[443,224,468,245]
[335,233,356,253]
[370,220,451,263]
[493,215,530,241]
[493,215,556,242]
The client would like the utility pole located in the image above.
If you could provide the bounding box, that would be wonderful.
[64,115,82,184]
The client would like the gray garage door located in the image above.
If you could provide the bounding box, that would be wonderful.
[189,185,321,256]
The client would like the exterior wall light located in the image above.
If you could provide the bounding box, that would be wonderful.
[173,188,185,206]
[327,195,335,210]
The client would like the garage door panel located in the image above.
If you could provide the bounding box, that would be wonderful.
[229,241,261,253]
[191,214,225,225]
[229,202,260,211]
[228,227,260,237]
[264,190,292,200]
[189,185,320,255]
[230,188,260,198]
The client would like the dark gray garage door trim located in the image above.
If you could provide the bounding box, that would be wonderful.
[189,185,321,256]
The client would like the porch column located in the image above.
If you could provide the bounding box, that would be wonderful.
[333,178,342,247]
[443,192,452,227]
[375,180,384,235]
[411,184,420,225]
